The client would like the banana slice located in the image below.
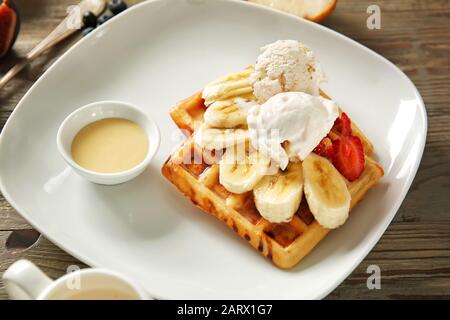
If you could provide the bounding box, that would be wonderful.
[202,69,254,106]
[194,124,249,150]
[204,100,248,128]
[303,153,351,229]
[253,162,303,223]
[219,149,271,194]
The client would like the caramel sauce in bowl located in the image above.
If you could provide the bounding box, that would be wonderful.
[57,101,160,185]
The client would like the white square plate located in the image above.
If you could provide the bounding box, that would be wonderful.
[0,0,426,299]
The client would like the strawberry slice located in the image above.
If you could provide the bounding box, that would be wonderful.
[333,112,352,136]
[332,135,365,181]
[314,137,334,160]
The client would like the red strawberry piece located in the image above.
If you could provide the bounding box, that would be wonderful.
[314,137,334,160]
[0,0,19,59]
[332,135,365,181]
[333,112,352,136]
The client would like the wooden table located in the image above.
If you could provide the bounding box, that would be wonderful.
[1,0,449,300]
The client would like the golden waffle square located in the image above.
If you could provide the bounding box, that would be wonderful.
[162,91,384,269]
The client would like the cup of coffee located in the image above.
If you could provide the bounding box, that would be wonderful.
[2,260,149,300]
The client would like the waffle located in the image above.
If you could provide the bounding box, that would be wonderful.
[162,91,384,269]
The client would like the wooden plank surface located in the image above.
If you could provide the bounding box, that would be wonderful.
[0,0,449,299]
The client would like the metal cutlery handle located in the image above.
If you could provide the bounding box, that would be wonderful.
[0,0,105,90]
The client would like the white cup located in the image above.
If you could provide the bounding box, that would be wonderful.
[2,260,149,300]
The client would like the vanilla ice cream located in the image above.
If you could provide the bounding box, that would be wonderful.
[251,40,325,103]
[247,92,339,169]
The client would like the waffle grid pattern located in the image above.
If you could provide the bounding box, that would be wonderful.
[162,91,384,269]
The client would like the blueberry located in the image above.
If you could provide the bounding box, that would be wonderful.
[82,11,97,28]
[108,0,127,15]
[97,14,111,26]
[82,27,95,37]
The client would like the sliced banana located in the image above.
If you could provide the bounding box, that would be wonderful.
[253,162,303,223]
[204,100,248,128]
[219,149,271,194]
[303,153,351,229]
[202,69,253,106]
[194,124,249,150]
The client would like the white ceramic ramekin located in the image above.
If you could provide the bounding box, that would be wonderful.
[57,101,160,185]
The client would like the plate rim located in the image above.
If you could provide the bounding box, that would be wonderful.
[0,0,428,299]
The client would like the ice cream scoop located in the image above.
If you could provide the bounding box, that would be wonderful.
[247,91,338,169]
[251,40,325,103]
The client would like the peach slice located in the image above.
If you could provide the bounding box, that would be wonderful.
[248,0,337,23]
